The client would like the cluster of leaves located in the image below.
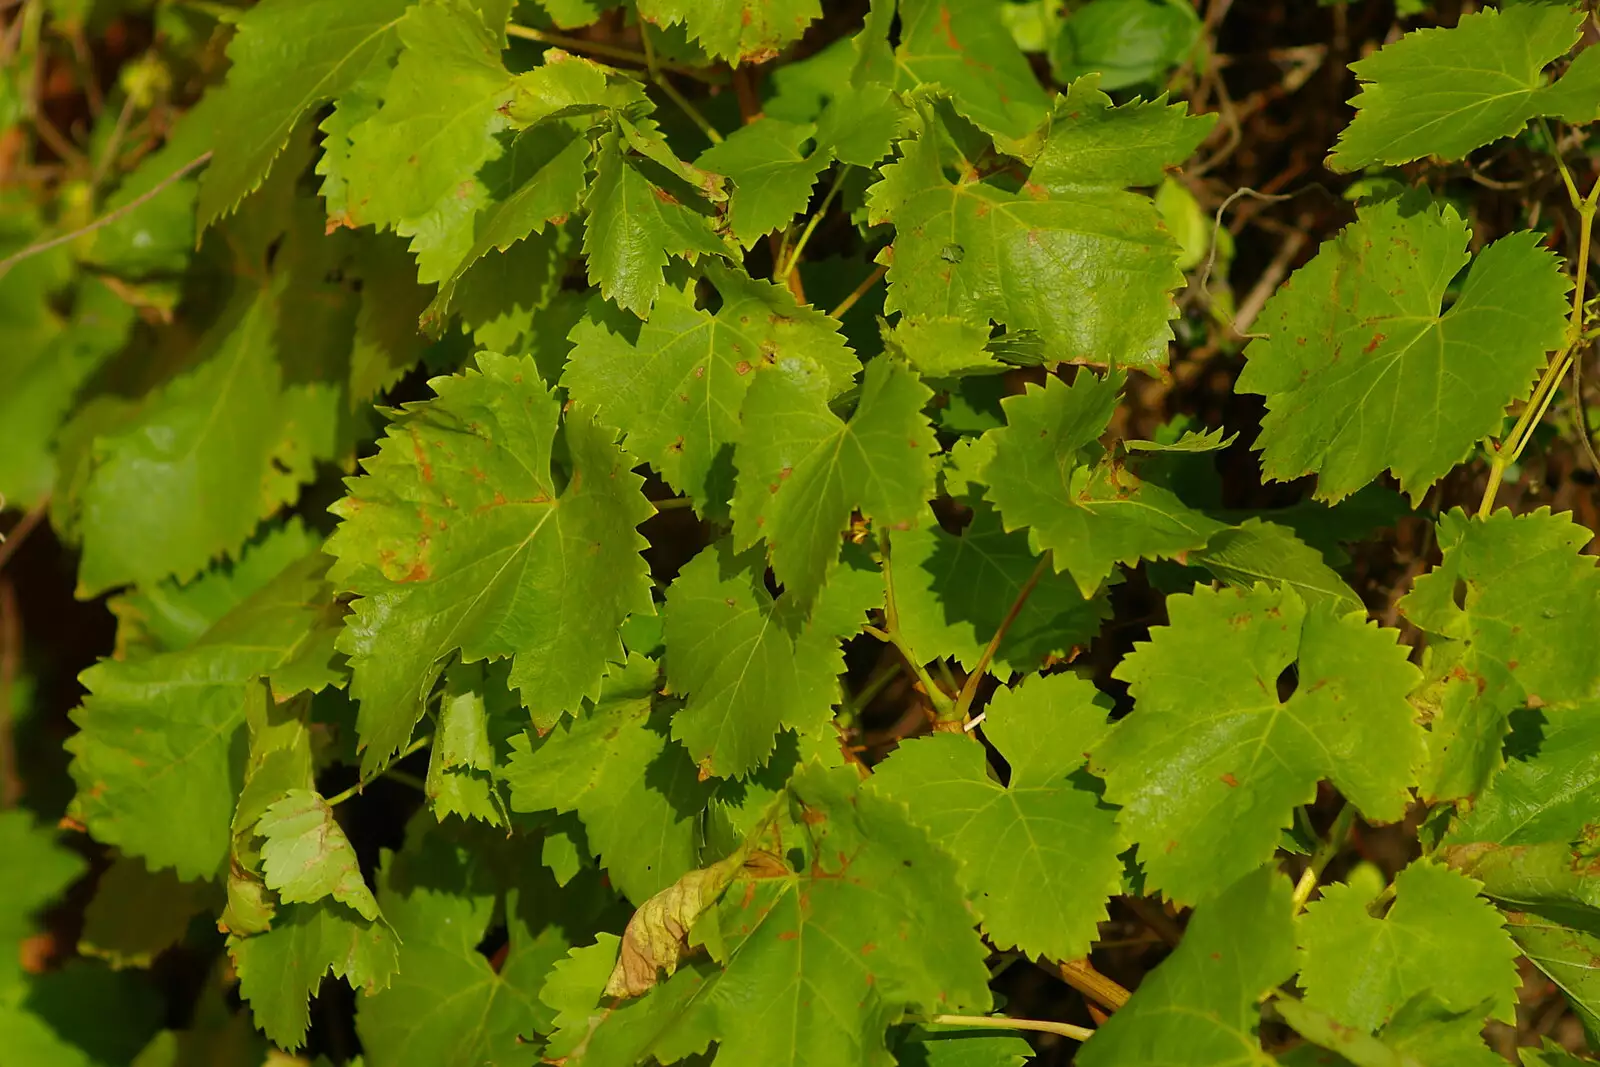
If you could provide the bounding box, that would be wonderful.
[3,0,1600,1065]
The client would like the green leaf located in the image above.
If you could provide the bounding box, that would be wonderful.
[1502,911,1600,1046]
[230,899,400,1050]
[981,372,1225,596]
[1328,4,1586,172]
[731,355,938,608]
[1192,518,1363,614]
[870,673,1121,961]
[67,552,345,881]
[636,0,819,65]
[340,0,513,230]
[356,824,591,1066]
[1076,865,1296,1067]
[1400,508,1600,801]
[1278,993,1508,1067]
[582,126,730,316]
[663,541,876,777]
[1446,703,1600,852]
[895,1025,1035,1067]
[349,234,433,403]
[1298,860,1518,1031]
[1092,584,1423,904]
[1520,1040,1595,1067]
[571,763,993,1066]
[698,119,830,246]
[326,352,654,775]
[1051,0,1200,92]
[869,95,1196,367]
[78,856,215,970]
[1239,202,1569,504]
[505,654,713,902]
[197,0,412,228]
[867,0,1050,140]
[74,289,340,595]
[0,813,87,987]
[886,503,1110,675]
[257,790,382,921]
[565,263,859,513]
[425,661,514,826]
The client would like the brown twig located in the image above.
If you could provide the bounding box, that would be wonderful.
[0,497,49,574]
[829,262,888,319]
[1057,957,1132,1013]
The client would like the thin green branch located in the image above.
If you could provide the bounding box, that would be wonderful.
[505,22,714,80]
[829,262,889,319]
[909,1014,1095,1044]
[327,734,432,806]
[1290,802,1356,913]
[868,530,956,717]
[638,23,722,145]
[951,555,1049,722]
[780,168,845,279]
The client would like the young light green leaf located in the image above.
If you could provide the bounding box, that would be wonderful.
[425,661,513,826]
[1239,202,1569,504]
[1400,508,1600,801]
[1092,585,1423,904]
[1192,518,1363,614]
[325,352,654,776]
[1329,4,1585,172]
[698,119,830,246]
[1025,74,1214,186]
[636,0,820,65]
[505,655,713,902]
[197,0,412,228]
[565,264,859,513]
[1298,860,1518,1032]
[731,355,938,608]
[257,790,382,922]
[1077,866,1296,1067]
[663,541,876,777]
[870,673,1121,962]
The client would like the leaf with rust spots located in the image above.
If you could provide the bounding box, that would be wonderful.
[1400,509,1600,801]
[866,93,1197,367]
[1078,866,1296,1067]
[560,762,991,1066]
[1092,584,1423,904]
[327,353,654,777]
[636,0,820,65]
[567,263,857,515]
[870,674,1123,962]
[605,848,748,997]
[257,789,382,922]
[731,355,938,610]
[1239,201,1569,504]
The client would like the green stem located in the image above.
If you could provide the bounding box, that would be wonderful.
[504,23,714,80]
[638,24,722,145]
[869,530,955,717]
[1290,802,1356,913]
[951,555,1049,722]
[327,734,432,806]
[909,1014,1094,1044]
[780,169,844,279]
[829,262,889,319]
[844,661,904,719]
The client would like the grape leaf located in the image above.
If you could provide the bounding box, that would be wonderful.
[1077,865,1295,1067]
[79,856,214,970]
[859,0,1050,140]
[981,372,1225,596]
[637,0,819,65]
[505,654,713,902]
[868,94,1195,366]
[349,234,432,403]
[887,503,1110,675]
[197,0,412,228]
[1026,75,1215,187]
[1329,4,1588,172]
[1238,202,1569,504]
[257,790,382,921]
[230,900,400,1050]
[663,540,877,777]
[582,125,731,315]
[356,825,591,1066]
[731,355,938,608]
[1446,702,1600,852]
[697,119,830,245]
[0,813,87,990]
[1278,993,1508,1067]
[1192,518,1364,614]
[1092,584,1424,904]
[341,0,514,230]
[1502,911,1600,1046]
[870,673,1122,961]
[1298,860,1518,1031]
[895,1025,1035,1067]
[1399,508,1600,801]
[66,552,345,880]
[325,352,654,775]
[425,661,514,826]
[74,288,339,595]
[569,762,992,1066]
[1520,1039,1596,1067]
[565,263,859,513]
[883,316,1004,379]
